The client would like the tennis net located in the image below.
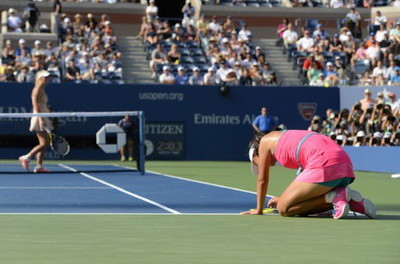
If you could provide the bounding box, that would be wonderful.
[0,111,145,174]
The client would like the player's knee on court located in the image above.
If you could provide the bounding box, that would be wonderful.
[277,203,295,217]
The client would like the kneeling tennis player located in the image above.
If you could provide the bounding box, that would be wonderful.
[241,130,376,219]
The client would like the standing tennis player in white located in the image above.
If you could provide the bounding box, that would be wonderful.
[19,70,53,173]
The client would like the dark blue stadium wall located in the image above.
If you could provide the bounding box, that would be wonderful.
[342,147,400,174]
[0,83,339,161]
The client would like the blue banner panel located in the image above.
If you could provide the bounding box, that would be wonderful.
[0,83,339,161]
[145,122,185,160]
[343,146,400,174]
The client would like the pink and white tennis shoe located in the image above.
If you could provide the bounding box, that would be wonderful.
[325,187,351,219]
[348,189,376,219]
[19,155,30,171]
[33,167,50,173]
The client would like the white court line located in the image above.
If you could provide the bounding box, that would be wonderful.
[0,213,243,216]
[112,165,274,199]
[58,164,181,215]
[112,165,271,197]
[146,169,273,198]
[0,187,110,190]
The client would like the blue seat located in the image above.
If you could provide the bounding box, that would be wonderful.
[183,63,196,71]
[197,64,209,73]
[186,41,199,48]
[191,48,203,56]
[235,2,247,6]
[246,0,259,6]
[180,57,194,64]
[305,18,319,32]
[161,41,172,48]
[180,48,191,56]
[194,57,207,64]
[354,61,368,75]
[176,42,187,49]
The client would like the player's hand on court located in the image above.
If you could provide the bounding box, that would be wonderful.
[267,196,279,208]
[240,210,263,215]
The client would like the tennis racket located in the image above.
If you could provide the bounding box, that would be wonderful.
[46,129,70,156]
[250,208,279,214]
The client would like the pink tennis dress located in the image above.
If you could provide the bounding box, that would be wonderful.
[274,130,355,183]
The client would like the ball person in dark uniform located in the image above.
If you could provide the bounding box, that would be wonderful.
[118,115,135,161]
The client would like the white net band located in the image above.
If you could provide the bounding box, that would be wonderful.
[0,111,143,118]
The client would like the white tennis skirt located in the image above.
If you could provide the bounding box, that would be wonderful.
[29,116,53,132]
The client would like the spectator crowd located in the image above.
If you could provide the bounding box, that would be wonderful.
[204,0,399,8]
[1,4,122,84]
[308,89,400,146]
[142,0,278,86]
[278,9,400,86]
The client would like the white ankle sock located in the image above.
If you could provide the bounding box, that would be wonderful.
[325,191,336,203]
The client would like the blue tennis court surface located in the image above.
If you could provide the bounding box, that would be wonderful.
[0,164,263,214]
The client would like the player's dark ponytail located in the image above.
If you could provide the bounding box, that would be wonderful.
[249,132,265,156]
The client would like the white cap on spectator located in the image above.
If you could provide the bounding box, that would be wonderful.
[150,0,155,2]
[208,67,215,72]
[19,39,26,44]
[222,38,229,43]
[364,88,372,94]
[238,38,245,42]
[252,62,259,66]
[377,91,383,97]
[312,115,320,120]
[329,131,336,136]
[64,17,71,23]
[326,62,333,66]
[346,31,352,36]
[373,132,383,138]
[178,66,185,71]
[8,8,16,14]
[186,0,191,3]
[356,131,366,137]
[336,135,345,141]
[175,23,181,28]
[105,20,111,25]
[234,61,241,66]
[335,56,341,60]
[5,39,11,45]
[256,46,262,50]
[347,136,354,142]
[36,70,51,79]
[319,73,324,77]
[34,40,41,46]
[163,66,170,71]
[193,67,199,72]
[329,113,335,119]
[384,132,392,138]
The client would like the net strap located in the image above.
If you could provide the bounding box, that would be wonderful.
[0,111,143,118]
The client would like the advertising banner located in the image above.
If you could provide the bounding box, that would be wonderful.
[0,83,339,160]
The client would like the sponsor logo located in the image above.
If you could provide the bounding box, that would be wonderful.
[138,92,184,101]
[144,140,154,156]
[96,123,126,153]
[298,103,317,121]
[194,113,258,125]
[145,124,184,135]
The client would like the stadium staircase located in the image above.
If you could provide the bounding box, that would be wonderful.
[255,39,302,86]
[119,36,154,84]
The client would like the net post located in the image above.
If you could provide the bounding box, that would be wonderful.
[138,111,146,175]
